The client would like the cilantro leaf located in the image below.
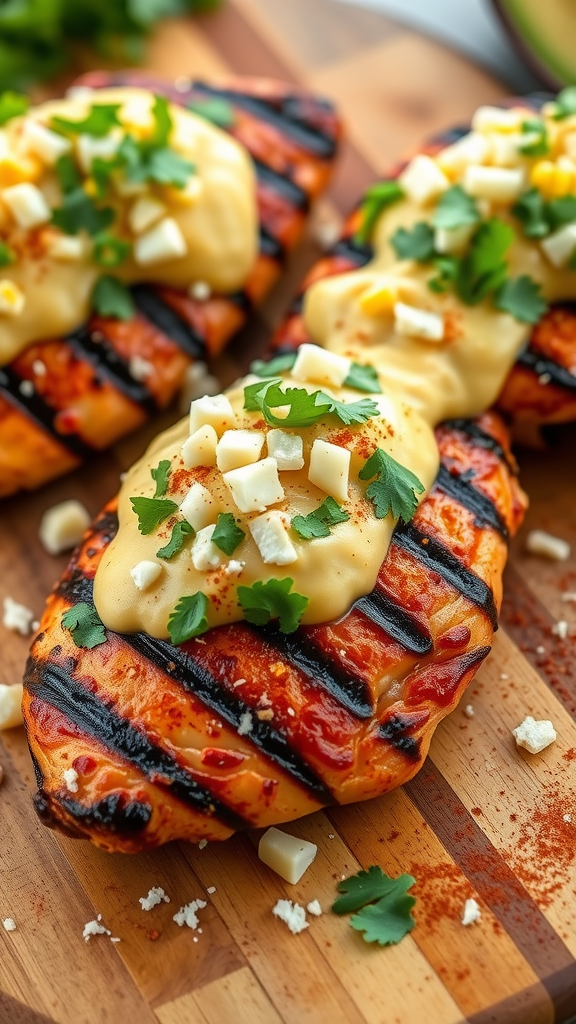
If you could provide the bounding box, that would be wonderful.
[62,602,107,649]
[144,147,195,188]
[551,86,576,120]
[157,521,194,560]
[428,254,460,294]
[0,91,29,126]
[547,196,576,230]
[390,222,435,262]
[292,497,350,540]
[495,275,548,324]
[130,496,179,534]
[327,396,379,426]
[51,103,122,138]
[432,184,480,230]
[359,448,425,523]
[149,94,172,148]
[455,218,513,305]
[51,188,115,237]
[519,118,549,156]
[168,593,209,644]
[188,97,235,129]
[115,101,195,189]
[344,361,382,393]
[151,459,171,498]
[332,866,416,947]
[93,233,131,269]
[0,240,15,267]
[333,865,403,914]
[244,379,378,428]
[55,153,82,195]
[92,276,135,320]
[237,578,308,633]
[512,188,550,239]
[250,353,297,377]
[356,180,404,244]
[211,512,245,555]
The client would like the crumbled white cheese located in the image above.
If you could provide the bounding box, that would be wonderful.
[173,899,207,929]
[2,918,16,932]
[189,280,211,302]
[513,715,557,754]
[308,439,350,503]
[272,899,309,935]
[525,529,570,561]
[130,560,162,591]
[292,343,351,388]
[250,510,297,566]
[63,767,79,793]
[436,131,490,176]
[266,429,304,471]
[541,222,576,268]
[39,499,91,555]
[133,217,187,266]
[22,118,72,165]
[216,429,265,473]
[306,900,322,917]
[181,425,218,469]
[19,379,34,397]
[76,132,120,173]
[139,886,170,911]
[206,886,216,895]
[463,704,475,718]
[224,457,284,514]
[198,839,208,850]
[398,154,449,206]
[2,596,35,635]
[472,105,522,133]
[500,672,509,680]
[464,164,524,202]
[552,620,569,640]
[32,359,47,376]
[128,195,166,235]
[259,827,318,884]
[189,392,235,436]
[287,707,295,717]
[3,182,51,229]
[191,525,224,572]
[180,482,219,532]
[394,302,444,342]
[83,916,111,941]
[128,355,154,382]
[461,898,481,926]
[0,684,24,730]
[563,813,572,823]
[225,559,244,575]
[237,711,253,736]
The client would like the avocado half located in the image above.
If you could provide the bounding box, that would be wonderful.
[492,0,576,88]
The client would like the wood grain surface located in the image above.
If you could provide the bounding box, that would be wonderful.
[1,2,576,1023]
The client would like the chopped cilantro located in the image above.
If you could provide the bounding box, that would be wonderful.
[332,866,416,947]
[328,395,379,426]
[116,97,195,189]
[428,254,459,294]
[92,276,135,320]
[149,94,172,147]
[55,153,82,195]
[211,512,245,556]
[0,240,15,267]
[93,233,131,268]
[432,184,480,230]
[61,602,107,649]
[51,103,122,138]
[168,593,209,644]
[51,188,115,237]
[455,218,513,305]
[356,180,404,244]
[547,196,576,230]
[157,521,194,560]
[551,86,576,120]
[151,459,171,498]
[237,578,308,634]
[390,222,435,262]
[519,118,549,156]
[0,91,28,126]
[344,361,382,393]
[495,275,548,324]
[244,379,378,428]
[512,188,550,239]
[188,96,235,129]
[250,352,297,377]
[359,448,425,523]
[292,497,349,540]
[130,496,178,534]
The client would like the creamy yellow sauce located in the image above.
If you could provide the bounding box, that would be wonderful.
[95,99,576,638]
[0,88,257,365]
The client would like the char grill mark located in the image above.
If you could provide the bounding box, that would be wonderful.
[0,365,93,461]
[378,713,423,762]
[353,590,433,657]
[254,158,309,211]
[29,661,250,831]
[130,286,206,359]
[66,324,157,413]
[58,793,153,832]
[443,418,513,471]
[517,346,576,392]
[434,465,509,539]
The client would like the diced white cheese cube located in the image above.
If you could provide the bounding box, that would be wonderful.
[191,524,224,571]
[394,302,444,342]
[128,195,167,235]
[306,900,322,916]
[0,683,24,730]
[525,529,570,561]
[133,217,187,266]
[224,458,284,514]
[189,393,235,436]
[2,918,16,932]
[513,716,557,754]
[259,827,318,883]
[130,560,162,591]
[434,222,475,255]
[181,424,218,469]
[552,620,569,640]
[250,510,297,565]
[120,95,154,132]
[437,131,491,175]
[266,429,304,470]
[0,280,25,317]
[180,482,219,531]
[472,105,522,133]
[39,499,91,554]
[63,767,79,793]
[272,899,308,934]
[47,233,86,262]
[64,86,94,102]
[128,355,153,382]
[463,165,524,202]
[22,119,71,165]
[398,154,449,206]
[2,182,51,228]
[489,132,524,168]
[189,280,211,301]
[540,222,576,267]
[461,897,481,926]
[308,439,350,502]
[292,343,351,388]
[216,429,265,473]
[2,596,35,635]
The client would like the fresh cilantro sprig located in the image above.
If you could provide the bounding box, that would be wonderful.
[130,496,178,534]
[151,459,171,498]
[0,241,15,267]
[250,353,297,377]
[62,602,107,649]
[188,97,235,129]
[427,254,459,294]
[55,153,82,195]
[51,103,122,138]
[93,233,131,269]
[118,95,195,189]
[237,578,308,634]
[391,222,434,262]
[92,277,135,320]
[359,448,425,523]
[519,118,549,157]
[168,593,209,644]
[332,866,416,946]
[244,379,378,428]
[551,86,576,120]
[495,275,548,324]
[157,521,193,560]
[292,497,350,540]
[512,188,576,239]
[211,513,245,555]
[343,362,382,393]
[356,180,404,244]
[0,91,29,125]
[51,188,115,237]
[431,185,480,230]
[454,218,513,305]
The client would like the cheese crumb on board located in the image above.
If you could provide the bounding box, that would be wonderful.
[461,898,481,926]
[272,899,309,935]
[513,715,557,754]
[83,915,111,941]
[206,886,216,895]
[129,355,154,381]
[306,900,322,916]
[198,839,208,850]
[0,683,24,730]
[525,529,570,561]
[39,499,91,555]
[258,827,318,884]
[237,711,253,736]
[463,704,474,718]
[552,620,569,640]
[563,814,572,823]
[139,887,170,911]
[173,899,207,929]
[63,767,79,793]
[2,596,35,635]
[2,918,16,932]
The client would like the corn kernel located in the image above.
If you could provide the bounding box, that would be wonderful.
[160,176,203,207]
[551,167,574,197]
[83,178,98,198]
[531,160,575,198]
[359,282,397,316]
[0,279,25,316]
[0,154,41,187]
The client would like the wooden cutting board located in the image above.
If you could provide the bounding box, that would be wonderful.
[2,2,576,1022]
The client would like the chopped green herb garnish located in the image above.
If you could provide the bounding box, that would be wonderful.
[62,602,107,649]
[359,448,425,523]
[495,275,548,324]
[93,233,131,268]
[0,91,29,126]
[0,240,15,267]
[454,217,513,305]
[428,254,459,294]
[116,97,195,189]
[327,396,379,426]
[237,578,308,634]
[188,96,235,129]
[244,379,378,428]
[344,361,382,393]
[156,521,194,560]
[519,118,549,156]
[551,86,576,120]
[332,866,416,947]
[512,188,550,239]
[356,180,404,244]
[390,222,435,262]
[51,188,115,237]
[55,153,82,195]
[168,592,209,644]
[547,195,576,230]
[151,459,171,498]
[51,103,122,138]
[211,512,245,556]
[92,276,135,320]
[250,352,297,377]
[130,496,178,534]
[292,497,350,540]
[432,184,480,230]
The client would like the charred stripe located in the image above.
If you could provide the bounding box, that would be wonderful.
[255,158,309,210]
[378,714,422,762]
[332,236,374,265]
[354,589,433,656]
[67,326,157,414]
[443,418,514,472]
[130,286,206,359]
[0,365,94,460]
[435,465,509,539]
[57,792,152,832]
[518,346,576,392]
[259,225,285,261]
